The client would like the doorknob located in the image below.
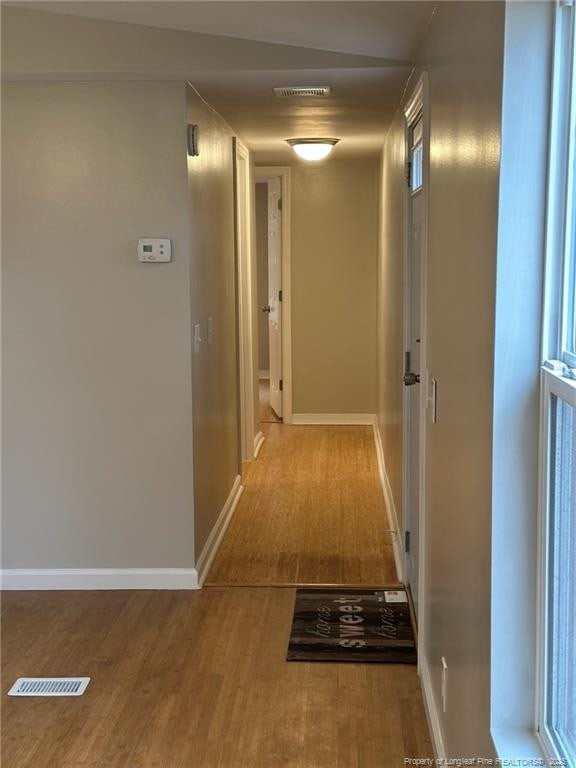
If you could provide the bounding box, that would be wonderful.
[261,305,271,313]
[403,372,420,386]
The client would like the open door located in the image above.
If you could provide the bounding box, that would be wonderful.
[267,177,283,418]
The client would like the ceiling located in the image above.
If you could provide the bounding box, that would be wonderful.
[8,2,435,159]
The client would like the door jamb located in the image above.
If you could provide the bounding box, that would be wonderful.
[402,73,430,644]
[233,138,257,462]
[254,166,293,424]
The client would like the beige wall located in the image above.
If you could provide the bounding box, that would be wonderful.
[255,182,270,373]
[291,159,378,415]
[377,0,505,756]
[422,3,504,756]
[1,81,195,568]
[2,79,242,570]
[186,85,240,559]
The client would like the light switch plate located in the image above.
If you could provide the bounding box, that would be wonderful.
[193,324,202,355]
[138,238,172,263]
[429,377,437,423]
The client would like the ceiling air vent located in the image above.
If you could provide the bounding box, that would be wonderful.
[8,678,90,696]
[274,86,331,98]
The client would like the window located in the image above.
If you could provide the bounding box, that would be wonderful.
[409,115,423,192]
[547,395,576,759]
[538,3,576,765]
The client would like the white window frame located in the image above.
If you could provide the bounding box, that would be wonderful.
[537,370,576,762]
[537,1,576,763]
[543,0,576,370]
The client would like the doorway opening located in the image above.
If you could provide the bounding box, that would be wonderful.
[402,74,429,627]
[254,167,293,426]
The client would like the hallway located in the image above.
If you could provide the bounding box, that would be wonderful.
[4,1,567,763]
[208,424,398,586]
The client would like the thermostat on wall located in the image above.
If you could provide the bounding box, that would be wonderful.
[138,238,172,263]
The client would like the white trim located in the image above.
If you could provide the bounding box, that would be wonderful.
[537,7,576,762]
[254,430,265,458]
[402,72,430,636]
[234,139,257,462]
[419,654,447,761]
[417,71,431,651]
[543,2,575,362]
[0,568,199,590]
[493,729,547,764]
[404,76,424,126]
[292,413,376,426]
[195,474,243,587]
[1,475,245,592]
[536,367,576,762]
[536,369,552,755]
[258,370,270,380]
[255,166,293,424]
[372,424,403,582]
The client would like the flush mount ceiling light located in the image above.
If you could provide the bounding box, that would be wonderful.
[286,138,340,161]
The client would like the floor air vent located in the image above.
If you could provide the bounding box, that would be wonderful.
[274,86,331,98]
[8,677,90,696]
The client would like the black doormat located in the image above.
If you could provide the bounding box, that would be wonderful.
[287,588,417,664]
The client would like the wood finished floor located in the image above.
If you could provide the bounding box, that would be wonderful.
[1,589,433,767]
[207,423,398,586]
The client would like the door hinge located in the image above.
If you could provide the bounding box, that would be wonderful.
[279,379,283,392]
[278,197,283,212]
[404,531,411,553]
[406,161,412,186]
[279,289,283,302]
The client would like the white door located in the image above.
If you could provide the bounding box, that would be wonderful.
[404,114,424,613]
[267,178,283,418]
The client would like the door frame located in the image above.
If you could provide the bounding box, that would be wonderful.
[254,166,293,425]
[402,73,430,638]
[233,138,258,462]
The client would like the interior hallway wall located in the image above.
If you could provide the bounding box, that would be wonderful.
[2,78,243,572]
[255,182,270,374]
[378,0,506,757]
[1,81,195,569]
[421,2,504,756]
[186,85,240,559]
[291,159,378,415]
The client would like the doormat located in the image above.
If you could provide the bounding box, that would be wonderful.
[287,588,416,664]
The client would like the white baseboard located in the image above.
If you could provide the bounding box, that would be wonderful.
[0,568,199,590]
[254,431,265,458]
[292,413,377,426]
[372,424,404,582]
[419,654,447,760]
[1,475,244,592]
[195,475,243,587]
[258,370,270,380]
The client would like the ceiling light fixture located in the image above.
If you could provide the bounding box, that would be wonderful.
[286,138,340,161]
